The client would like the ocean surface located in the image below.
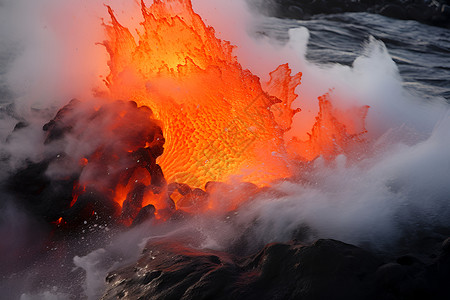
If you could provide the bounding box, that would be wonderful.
[256,12,450,102]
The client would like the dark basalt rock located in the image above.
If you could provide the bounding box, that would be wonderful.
[102,237,450,299]
[63,187,121,226]
[101,239,381,300]
[4,98,167,228]
[4,158,77,223]
[131,204,156,226]
[43,98,80,144]
[102,240,236,300]
[121,183,147,221]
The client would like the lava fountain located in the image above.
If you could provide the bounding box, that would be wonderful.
[72,0,368,218]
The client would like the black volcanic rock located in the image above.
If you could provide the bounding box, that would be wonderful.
[102,239,383,300]
[4,99,167,228]
[102,237,450,299]
[131,204,156,226]
[43,98,81,144]
[4,158,77,223]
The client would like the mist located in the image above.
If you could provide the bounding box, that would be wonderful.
[1,0,449,299]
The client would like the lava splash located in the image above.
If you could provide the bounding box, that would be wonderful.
[103,0,297,189]
[38,0,369,222]
[103,0,367,187]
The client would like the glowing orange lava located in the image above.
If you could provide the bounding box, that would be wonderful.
[99,0,368,214]
[103,0,298,188]
[287,93,369,161]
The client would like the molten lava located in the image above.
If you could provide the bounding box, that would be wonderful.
[103,0,298,188]
[61,0,369,221]
[287,93,369,161]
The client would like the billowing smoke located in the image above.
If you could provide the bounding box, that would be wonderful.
[1,0,449,299]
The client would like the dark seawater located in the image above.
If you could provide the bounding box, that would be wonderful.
[256,12,450,101]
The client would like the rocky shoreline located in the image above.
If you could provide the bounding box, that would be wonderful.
[259,0,450,28]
